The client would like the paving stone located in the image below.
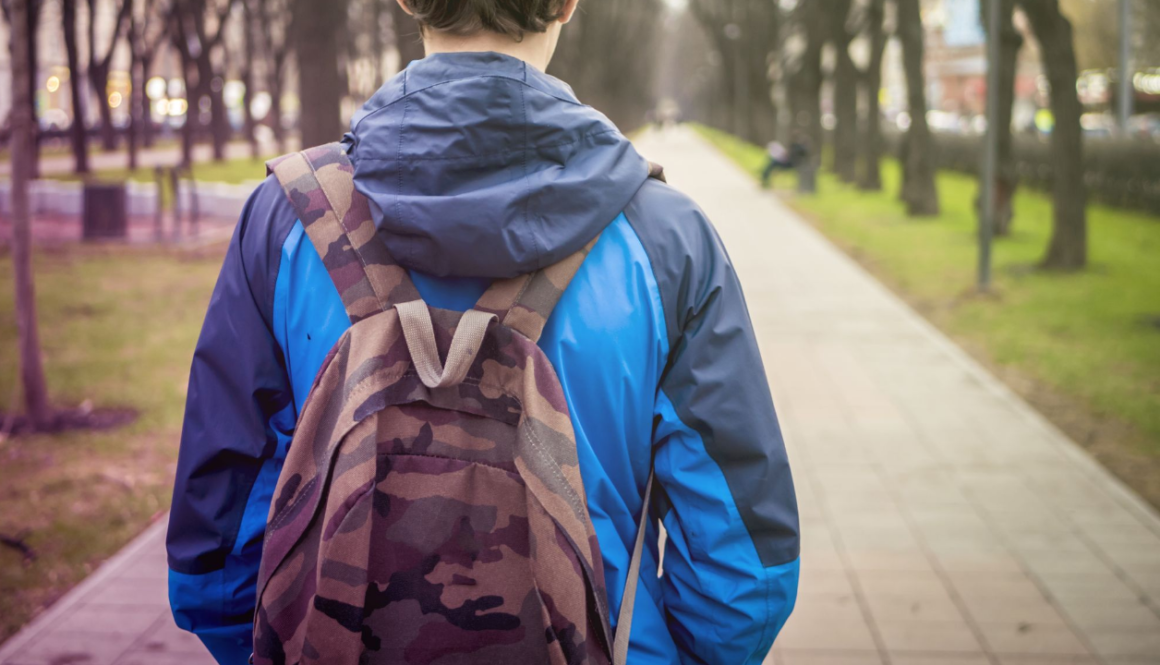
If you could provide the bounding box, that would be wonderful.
[946,571,1048,603]
[932,551,1026,575]
[798,569,856,596]
[115,652,217,665]
[957,593,1070,627]
[862,590,965,623]
[875,619,983,654]
[1082,628,1160,659]
[774,594,876,652]
[1055,597,1160,631]
[45,605,164,637]
[995,657,1099,665]
[77,578,169,608]
[976,621,1091,656]
[1036,571,1142,602]
[854,570,945,596]
[133,614,212,654]
[7,631,136,665]
[891,656,990,665]
[772,651,885,665]
[845,550,935,574]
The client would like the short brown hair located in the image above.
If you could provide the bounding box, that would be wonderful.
[402,0,567,39]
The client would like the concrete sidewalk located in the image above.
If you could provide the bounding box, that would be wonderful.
[0,137,297,178]
[2,128,1158,664]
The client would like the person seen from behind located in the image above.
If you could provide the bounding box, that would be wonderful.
[166,1,800,663]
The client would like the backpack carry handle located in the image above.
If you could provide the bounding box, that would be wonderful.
[396,301,497,389]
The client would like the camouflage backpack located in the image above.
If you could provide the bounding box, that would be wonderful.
[253,143,658,665]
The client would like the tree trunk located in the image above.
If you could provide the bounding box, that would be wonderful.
[719,37,741,136]
[128,14,140,171]
[295,0,347,147]
[1020,0,1086,269]
[197,50,228,161]
[795,0,826,162]
[178,48,196,167]
[256,0,289,153]
[391,0,424,70]
[128,56,141,170]
[981,0,1022,236]
[371,0,383,85]
[858,0,887,191]
[26,0,42,179]
[61,0,89,174]
[142,53,157,147]
[743,0,778,144]
[241,0,259,157]
[896,0,939,216]
[269,54,287,153]
[87,0,129,153]
[90,61,118,151]
[8,0,52,429]
[829,0,858,182]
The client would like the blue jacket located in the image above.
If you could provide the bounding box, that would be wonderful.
[167,52,799,665]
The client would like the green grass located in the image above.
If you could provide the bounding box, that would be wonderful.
[695,124,1160,505]
[0,244,223,640]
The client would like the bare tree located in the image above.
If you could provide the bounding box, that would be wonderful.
[551,0,665,131]
[240,0,258,156]
[171,0,235,163]
[688,0,779,143]
[896,0,939,216]
[127,0,170,166]
[255,0,293,153]
[61,0,90,173]
[391,0,424,71]
[857,0,888,191]
[2,0,44,177]
[292,0,348,148]
[786,0,826,161]
[7,0,52,430]
[689,0,741,135]
[980,0,1021,236]
[88,0,134,151]
[829,0,859,182]
[1020,0,1086,269]
[739,0,781,144]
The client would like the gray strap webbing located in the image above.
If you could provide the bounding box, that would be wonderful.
[396,302,496,389]
[613,469,654,665]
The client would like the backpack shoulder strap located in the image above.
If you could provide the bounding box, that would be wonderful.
[473,233,600,344]
[613,468,654,665]
[472,159,666,343]
[266,143,420,323]
[647,161,666,183]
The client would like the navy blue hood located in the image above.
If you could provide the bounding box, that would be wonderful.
[344,52,650,279]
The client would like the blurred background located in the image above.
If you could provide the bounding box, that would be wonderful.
[0,0,1158,661]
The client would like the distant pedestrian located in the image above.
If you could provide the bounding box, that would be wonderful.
[761,139,794,188]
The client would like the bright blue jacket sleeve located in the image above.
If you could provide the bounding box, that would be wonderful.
[167,179,298,664]
[626,180,800,664]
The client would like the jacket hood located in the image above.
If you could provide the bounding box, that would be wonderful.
[344,51,650,279]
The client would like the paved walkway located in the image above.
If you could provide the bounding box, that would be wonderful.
[0,137,295,177]
[2,128,1159,664]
